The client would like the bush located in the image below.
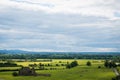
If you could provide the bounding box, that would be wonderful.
[61,64,65,66]
[56,64,59,66]
[12,72,18,76]
[86,61,91,66]
[98,66,101,69]
[59,61,62,63]
[66,64,71,69]
[112,78,116,80]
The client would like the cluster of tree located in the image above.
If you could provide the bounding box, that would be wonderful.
[104,60,117,68]
[28,63,66,70]
[0,61,18,67]
[66,61,78,69]
[39,63,45,70]
[29,63,37,68]
[29,63,66,67]
[12,72,18,76]
[113,57,120,63]
[0,52,120,59]
[112,75,120,80]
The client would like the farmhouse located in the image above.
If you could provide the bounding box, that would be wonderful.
[18,67,37,76]
[18,67,51,77]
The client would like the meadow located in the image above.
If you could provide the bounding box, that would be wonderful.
[0,59,116,80]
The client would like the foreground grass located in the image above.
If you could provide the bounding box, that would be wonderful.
[0,59,115,80]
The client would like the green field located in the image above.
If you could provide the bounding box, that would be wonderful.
[0,59,116,80]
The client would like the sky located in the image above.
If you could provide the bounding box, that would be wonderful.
[0,0,120,52]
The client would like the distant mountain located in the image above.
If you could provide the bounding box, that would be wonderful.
[0,49,120,55]
[0,49,29,54]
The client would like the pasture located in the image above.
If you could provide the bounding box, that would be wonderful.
[0,59,116,80]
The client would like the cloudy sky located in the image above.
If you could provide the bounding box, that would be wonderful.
[0,0,120,52]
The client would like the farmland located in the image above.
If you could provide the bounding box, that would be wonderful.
[0,59,116,80]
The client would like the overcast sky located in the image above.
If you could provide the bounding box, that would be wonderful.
[0,0,120,52]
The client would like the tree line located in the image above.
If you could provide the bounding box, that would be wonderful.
[0,53,120,60]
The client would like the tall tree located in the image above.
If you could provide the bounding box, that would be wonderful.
[86,61,91,66]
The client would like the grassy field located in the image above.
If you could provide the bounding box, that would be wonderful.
[15,59,104,66]
[0,59,116,80]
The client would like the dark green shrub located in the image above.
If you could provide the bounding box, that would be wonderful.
[86,61,91,66]
[98,66,101,69]
[12,72,18,76]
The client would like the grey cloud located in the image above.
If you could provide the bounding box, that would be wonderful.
[0,3,120,52]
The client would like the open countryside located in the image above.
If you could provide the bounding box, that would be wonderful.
[0,55,120,80]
